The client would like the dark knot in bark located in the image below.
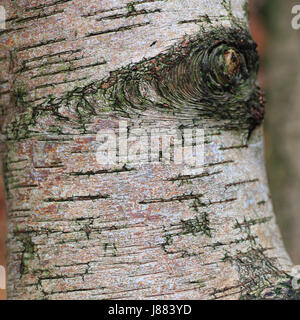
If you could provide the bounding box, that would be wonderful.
[107,27,264,135]
[152,29,263,132]
[211,46,241,83]
[3,27,265,141]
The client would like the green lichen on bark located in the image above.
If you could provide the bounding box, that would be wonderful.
[180,212,212,237]
[212,216,300,300]
[242,2,250,23]
[222,246,300,300]
[3,25,264,142]
[19,233,35,277]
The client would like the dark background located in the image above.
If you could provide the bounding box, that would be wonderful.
[255,0,300,264]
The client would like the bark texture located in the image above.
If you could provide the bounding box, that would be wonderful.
[0,0,298,299]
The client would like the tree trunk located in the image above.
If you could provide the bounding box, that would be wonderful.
[0,0,298,300]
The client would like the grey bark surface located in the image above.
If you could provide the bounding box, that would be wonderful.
[0,0,298,299]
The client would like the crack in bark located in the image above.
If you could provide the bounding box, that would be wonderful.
[44,194,110,202]
[69,166,136,176]
[16,38,67,52]
[96,9,161,21]
[86,22,151,37]
[14,10,64,24]
[139,193,204,204]
[24,0,73,12]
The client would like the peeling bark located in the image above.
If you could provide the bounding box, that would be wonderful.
[0,0,298,300]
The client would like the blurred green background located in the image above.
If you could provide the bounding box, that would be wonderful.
[250,0,300,263]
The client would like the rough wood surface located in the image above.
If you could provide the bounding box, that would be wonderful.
[0,0,298,300]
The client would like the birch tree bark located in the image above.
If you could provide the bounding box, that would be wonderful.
[0,0,298,300]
